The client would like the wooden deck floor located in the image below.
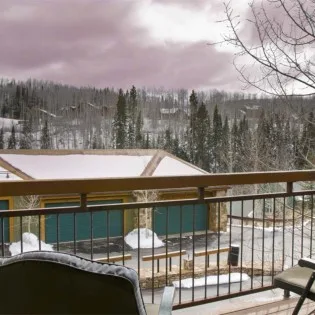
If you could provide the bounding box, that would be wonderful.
[221,297,315,315]
[173,291,315,315]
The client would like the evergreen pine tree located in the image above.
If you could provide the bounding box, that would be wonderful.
[220,116,230,172]
[7,125,17,149]
[164,128,172,152]
[135,111,143,148]
[230,116,242,172]
[0,128,3,149]
[143,133,150,149]
[212,105,223,172]
[113,89,127,149]
[195,102,210,170]
[127,85,137,148]
[40,120,51,149]
[188,90,199,164]
[19,118,33,149]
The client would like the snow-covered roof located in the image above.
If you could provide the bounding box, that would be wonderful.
[38,109,58,118]
[160,108,179,114]
[160,108,189,115]
[0,150,208,180]
[0,166,22,181]
[87,102,100,109]
[153,156,205,176]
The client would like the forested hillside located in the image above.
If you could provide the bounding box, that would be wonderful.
[0,78,315,173]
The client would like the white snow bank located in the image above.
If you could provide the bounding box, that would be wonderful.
[9,232,54,256]
[124,228,164,249]
[173,273,250,288]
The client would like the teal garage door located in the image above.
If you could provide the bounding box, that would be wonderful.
[0,200,9,243]
[154,204,207,236]
[45,200,123,243]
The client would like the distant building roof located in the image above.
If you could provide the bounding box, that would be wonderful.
[0,149,208,180]
[160,108,189,115]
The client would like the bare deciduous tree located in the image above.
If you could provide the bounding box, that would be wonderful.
[15,195,40,233]
[132,190,159,237]
[219,0,315,97]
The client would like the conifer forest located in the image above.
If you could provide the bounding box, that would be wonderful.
[1,78,315,174]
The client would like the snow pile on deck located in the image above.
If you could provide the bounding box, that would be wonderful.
[124,228,164,249]
[9,232,54,256]
[173,273,250,288]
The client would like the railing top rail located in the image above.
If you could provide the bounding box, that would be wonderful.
[0,170,314,196]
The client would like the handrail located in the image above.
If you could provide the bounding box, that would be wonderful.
[0,170,314,196]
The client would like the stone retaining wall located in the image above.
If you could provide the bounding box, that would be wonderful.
[139,262,283,289]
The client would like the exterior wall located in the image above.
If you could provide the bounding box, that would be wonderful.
[135,189,228,234]
[209,190,228,232]
[0,196,14,242]
[7,188,228,241]
[40,194,131,241]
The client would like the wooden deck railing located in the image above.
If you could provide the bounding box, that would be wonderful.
[0,170,314,309]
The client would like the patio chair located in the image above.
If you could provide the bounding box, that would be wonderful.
[274,257,315,315]
[0,251,175,314]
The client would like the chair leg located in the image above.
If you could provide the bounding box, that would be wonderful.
[284,290,290,298]
[292,272,315,315]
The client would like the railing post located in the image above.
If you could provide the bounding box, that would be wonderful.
[80,193,87,211]
[286,182,293,194]
[198,187,205,200]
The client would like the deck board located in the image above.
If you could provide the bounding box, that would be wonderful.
[173,295,315,315]
[221,297,315,315]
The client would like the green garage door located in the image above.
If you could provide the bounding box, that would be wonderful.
[0,200,9,243]
[154,204,207,236]
[45,200,123,243]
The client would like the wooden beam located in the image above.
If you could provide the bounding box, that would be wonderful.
[142,250,186,261]
[194,247,230,257]
[0,170,315,197]
[94,254,132,263]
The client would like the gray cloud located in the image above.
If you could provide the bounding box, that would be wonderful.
[0,0,241,90]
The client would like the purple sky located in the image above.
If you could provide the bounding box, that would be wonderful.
[0,0,250,91]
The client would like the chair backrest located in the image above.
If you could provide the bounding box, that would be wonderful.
[0,251,146,315]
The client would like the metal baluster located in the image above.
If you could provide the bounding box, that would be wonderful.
[192,204,196,301]
[262,199,265,286]
[152,207,155,304]
[38,215,41,251]
[251,199,255,289]
[282,197,286,270]
[166,206,169,286]
[179,204,183,304]
[56,213,59,251]
[272,198,276,283]
[20,216,23,253]
[73,213,77,255]
[240,200,244,292]
[217,202,220,297]
[90,210,93,261]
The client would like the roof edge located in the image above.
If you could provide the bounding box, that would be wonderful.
[0,157,33,180]
[0,149,160,156]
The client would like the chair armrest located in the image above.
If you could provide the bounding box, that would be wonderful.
[158,286,176,315]
[298,257,315,269]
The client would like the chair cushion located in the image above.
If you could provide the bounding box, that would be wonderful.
[274,265,315,300]
[0,251,147,314]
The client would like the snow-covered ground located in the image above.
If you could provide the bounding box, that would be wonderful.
[9,232,54,256]
[124,228,164,249]
[0,117,23,132]
[173,273,250,288]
